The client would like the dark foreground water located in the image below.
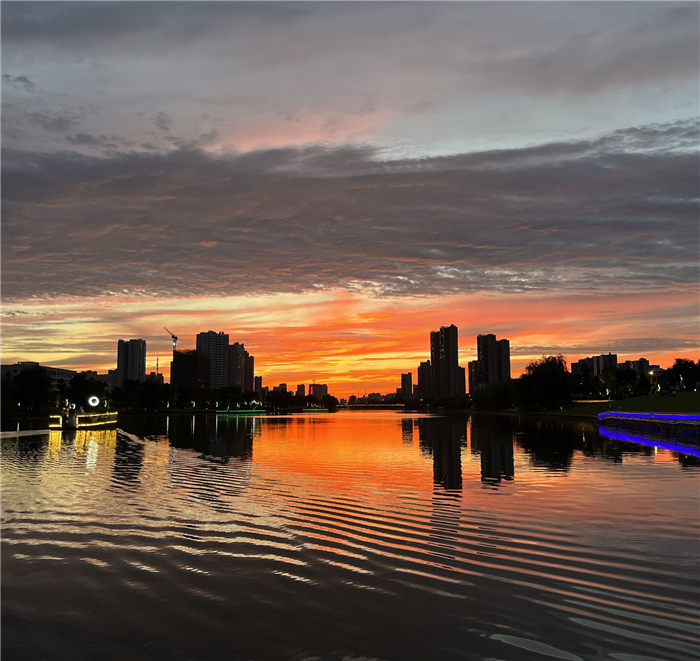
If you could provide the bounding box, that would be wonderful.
[2,412,699,661]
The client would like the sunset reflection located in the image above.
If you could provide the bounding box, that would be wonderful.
[3,412,699,661]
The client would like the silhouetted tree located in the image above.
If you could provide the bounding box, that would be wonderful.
[519,355,572,411]
[320,394,339,411]
[667,359,700,391]
[67,374,106,409]
[13,366,54,411]
[635,372,651,396]
[138,380,171,411]
[1,372,18,413]
[614,367,638,398]
[470,380,516,411]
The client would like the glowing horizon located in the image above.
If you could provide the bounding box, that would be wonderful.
[2,288,697,398]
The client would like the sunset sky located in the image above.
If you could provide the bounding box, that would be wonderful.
[2,2,698,397]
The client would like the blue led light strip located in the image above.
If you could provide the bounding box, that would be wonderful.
[598,425,700,457]
[598,411,700,423]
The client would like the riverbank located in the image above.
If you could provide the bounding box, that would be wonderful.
[545,392,700,418]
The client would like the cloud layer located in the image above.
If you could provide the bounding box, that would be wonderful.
[3,119,698,301]
[2,2,698,389]
[2,3,698,155]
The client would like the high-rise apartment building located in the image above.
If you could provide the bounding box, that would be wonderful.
[401,372,413,399]
[254,376,263,394]
[593,353,617,377]
[497,339,510,382]
[116,339,146,387]
[229,342,255,392]
[430,325,462,398]
[571,357,594,376]
[229,342,246,390]
[170,350,209,391]
[476,334,498,386]
[244,354,254,393]
[296,384,306,397]
[572,353,618,377]
[618,358,651,378]
[471,334,511,391]
[310,383,328,399]
[458,366,466,396]
[468,361,479,394]
[196,331,229,390]
[416,360,432,399]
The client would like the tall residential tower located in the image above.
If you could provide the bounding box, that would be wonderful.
[116,339,146,387]
[470,334,511,391]
[430,325,462,398]
[196,331,230,390]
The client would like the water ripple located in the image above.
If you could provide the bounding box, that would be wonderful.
[2,414,698,661]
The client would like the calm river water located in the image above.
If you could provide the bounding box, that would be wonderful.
[2,412,699,661]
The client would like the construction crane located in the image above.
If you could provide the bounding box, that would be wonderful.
[164,327,178,350]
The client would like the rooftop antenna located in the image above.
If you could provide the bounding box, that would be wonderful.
[156,357,159,376]
[164,327,178,350]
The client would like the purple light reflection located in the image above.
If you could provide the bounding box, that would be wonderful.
[598,425,700,457]
[598,412,700,423]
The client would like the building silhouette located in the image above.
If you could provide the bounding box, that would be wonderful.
[196,331,230,389]
[468,361,479,394]
[309,383,328,399]
[1,361,78,392]
[594,353,617,376]
[145,371,164,385]
[617,358,660,378]
[229,342,254,392]
[245,354,254,392]
[571,353,618,377]
[254,375,263,394]
[296,384,305,397]
[170,349,209,391]
[429,325,463,398]
[116,339,146,387]
[416,360,433,399]
[469,334,510,392]
[400,372,413,399]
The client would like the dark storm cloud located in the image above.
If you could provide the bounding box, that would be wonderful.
[2,119,698,301]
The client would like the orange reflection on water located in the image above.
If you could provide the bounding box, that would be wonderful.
[251,412,438,499]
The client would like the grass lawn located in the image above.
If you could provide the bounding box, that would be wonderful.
[549,392,700,418]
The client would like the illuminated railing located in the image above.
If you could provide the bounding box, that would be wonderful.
[48,412,119,429]
[76,413,119,427]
